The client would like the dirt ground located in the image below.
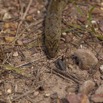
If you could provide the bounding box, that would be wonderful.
[0,0,103,103]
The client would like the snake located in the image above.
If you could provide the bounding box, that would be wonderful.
[44,0,69,58]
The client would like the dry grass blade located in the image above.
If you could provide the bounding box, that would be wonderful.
[12,84,43,102]
[52,69,82,84]
[13,0,33,44]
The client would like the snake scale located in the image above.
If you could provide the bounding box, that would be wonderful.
[44,0,69,58]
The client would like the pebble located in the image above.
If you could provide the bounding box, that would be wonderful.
[62,32,67,36]
[91,20,96,24]
[72,49,98,70]
[17,40,23,45]
[66,93,90,103]
[37,10,40,14]
[79,80,95,95]
[13,51,19,57]
[44,93,50,97]
[0,91,2,96]
[7,89,12,94]
[100,65,103,74]
[34,91,39,96]
[3,12,12,20]
[91,84,103,103]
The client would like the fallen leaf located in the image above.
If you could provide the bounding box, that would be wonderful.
[26,15,33,22]
[3,22,18,30]
[4,36,15,42]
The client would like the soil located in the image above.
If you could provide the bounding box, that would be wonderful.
[0,0,103,103]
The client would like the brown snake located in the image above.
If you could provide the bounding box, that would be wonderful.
[45,0,69,58]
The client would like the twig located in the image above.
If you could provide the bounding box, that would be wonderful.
[13,0,33,44]
[52,69,82,84]
[12,84,43,101]
[13,18,43,45]
[2,52,12,64]
[16,56,45,68]
[12,70,51,102]
[26,96,35,103]
[19,18,43,37]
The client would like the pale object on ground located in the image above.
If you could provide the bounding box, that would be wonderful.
[72,49,98,70]
[79,80,95,95]
[91,84,103,102]
[67,93,90,103]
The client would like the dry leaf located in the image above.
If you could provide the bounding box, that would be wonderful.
[26,15,33,22]
[3,22,18,30]
[4,36,15,42]
[3,23,10,29]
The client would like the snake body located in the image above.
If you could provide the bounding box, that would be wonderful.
[45,0,68,58]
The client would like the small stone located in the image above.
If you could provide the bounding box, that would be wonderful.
[62,32,67,36]
[0,91,2,95]
[66,86,77,93]
[61,32,67,42]
[101,2,103,6]
[66,93,90,103]
[34,91,39,96]
[93,71,101,86]
[79,80,95,95]
[91,84,103,103]
[94,28,98,31]
[13,52,19,57]
[85,25,88,28]
[37,10,40,14]
[72,49,98,70]
[100,65,103,74]
[91,20,96,24]
[17,40,23,45]
[101,7,103,10]
[7,89,12,94]
[44,93,50,97]
[3,12,12,20]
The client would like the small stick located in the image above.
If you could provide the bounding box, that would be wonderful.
[53,69,82,84]
[16,56,45,68]
[13,0,33,44]
[12,84,42,101]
